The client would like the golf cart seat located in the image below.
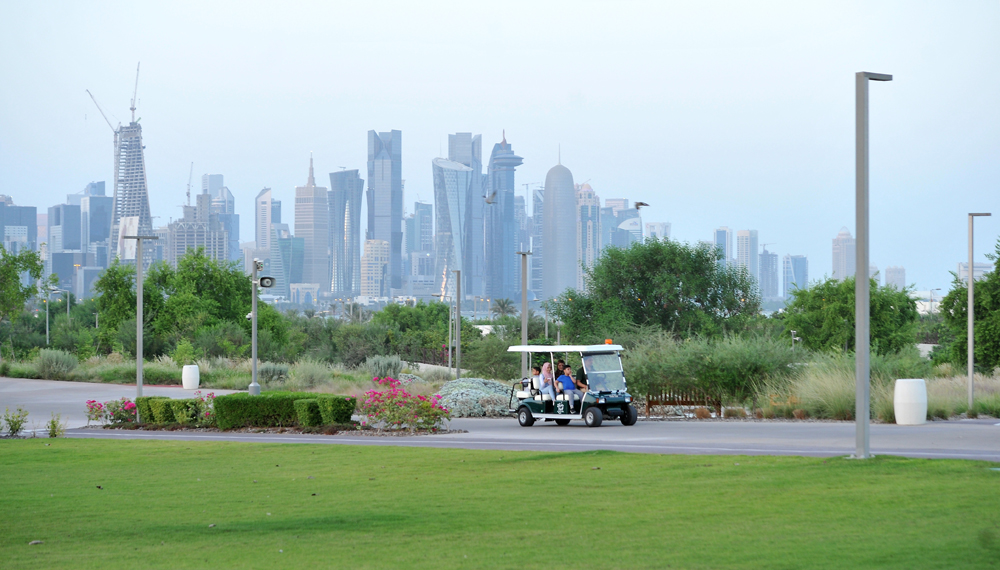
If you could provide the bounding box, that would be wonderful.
[556,393,579,402]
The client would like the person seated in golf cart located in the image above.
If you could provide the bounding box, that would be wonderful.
[535,364,557,401]
[557,366,584,412]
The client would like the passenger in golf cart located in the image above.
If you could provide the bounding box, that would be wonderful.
[506,344,638,427]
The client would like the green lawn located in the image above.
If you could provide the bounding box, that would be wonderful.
[1,439,998,569]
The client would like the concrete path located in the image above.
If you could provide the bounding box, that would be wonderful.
[3,378,998,461]
[0,377,241,431]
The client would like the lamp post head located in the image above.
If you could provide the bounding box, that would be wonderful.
[859,72,893,82]
[969,213,992,217]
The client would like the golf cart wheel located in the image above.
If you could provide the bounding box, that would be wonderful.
[621,404,638,426]
[517,406,535,427]
[555,418,571,426]
[584,407,603,427]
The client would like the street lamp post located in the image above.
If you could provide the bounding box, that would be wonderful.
[516,251,532,378]
[854,71,892,460]
[123,235,158,421]
[453,270,461,381]
[968,212,991,410]
[433,294,452,372]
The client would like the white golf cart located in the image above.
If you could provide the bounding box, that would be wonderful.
[506,343,638,427]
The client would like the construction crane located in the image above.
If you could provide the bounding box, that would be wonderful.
[85,89,118,132]
[186,162,194,207]
[760,242,776,253]
[130,62,140,123]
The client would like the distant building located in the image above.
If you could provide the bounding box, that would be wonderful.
[783,255,808,298]
[432,157,474,298]
[484,133,523,302]
[0,197,38,254]
[450,133,485,298]
[361,239,390,297]
[48,204,82,254]
[255,188,279,254]
[108,119,154,268]
[367,130,403,291]
[576,183,601,289]
[531,187,545,296]
[885,266,906,289]
[714,227,733,267]
[957,262,993,282]
[645,222,670,242]
[203,175,239,262]
[759,246,779,299]
[294,156,329,289]
[542,161,576,301]
[604,198,628,215]
[832,227,856,280]
[165,191,230,267]
[869,264,880,286]
[329,169,364,297]
[736,229,758,280]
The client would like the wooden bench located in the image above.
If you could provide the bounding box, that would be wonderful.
[644,389,721,418]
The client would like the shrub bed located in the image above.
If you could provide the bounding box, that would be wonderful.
[316,395,357,425]
[136,396,170,423]
[293,399,323,427]
[214,392,355,429]
[149,398,177,424]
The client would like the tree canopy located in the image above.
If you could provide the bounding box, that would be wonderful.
[937,236,1000,371]
[551,239,761,342]
[0,245,44,325]
[782,276,918,355]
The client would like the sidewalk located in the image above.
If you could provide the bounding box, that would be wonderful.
[0,377,242,430]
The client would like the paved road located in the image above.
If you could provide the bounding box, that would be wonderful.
[4,378,998,461]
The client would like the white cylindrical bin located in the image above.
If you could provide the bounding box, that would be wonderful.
[182,364,200,390]
[894,379,927,425]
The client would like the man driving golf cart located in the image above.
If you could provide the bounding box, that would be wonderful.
[507,343,638,428]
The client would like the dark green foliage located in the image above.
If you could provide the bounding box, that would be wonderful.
[135,396,169,424]
[0,245,44,324]
[938,237,1000,371]
[552,239,761,343]
[293,399,323,427]
[168,399,199,425]
[466,333,520,381]
[213,391,320,430]
[782,276,919,355]
[316,395,357,425]
[148,398,177,424]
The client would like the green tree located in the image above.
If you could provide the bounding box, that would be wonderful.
[938,237,1000,371]
[0,245,44,324]
[782,276,918,355]
[552,239,760,342]
[491,298,517,318]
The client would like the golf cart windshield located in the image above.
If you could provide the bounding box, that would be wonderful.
[581,352,626,392]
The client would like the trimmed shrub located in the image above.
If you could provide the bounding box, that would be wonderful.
[169,399,199,425]
[136,396,170,424]
[149,398,177,424]
[214,391,319,429]
[293,399,323,427]
[316,395,357,425]
[36,349,77,379]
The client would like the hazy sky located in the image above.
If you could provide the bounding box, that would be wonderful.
[1,1,997,294]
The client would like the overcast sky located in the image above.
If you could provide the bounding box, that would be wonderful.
[1,1,997,294]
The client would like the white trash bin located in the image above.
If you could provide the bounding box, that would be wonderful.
[894,379,927,425]
[182,364,200,390]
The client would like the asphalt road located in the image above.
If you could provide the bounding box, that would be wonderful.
[4,378,998,461]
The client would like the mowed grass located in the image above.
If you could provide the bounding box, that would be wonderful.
[1,440,999,569]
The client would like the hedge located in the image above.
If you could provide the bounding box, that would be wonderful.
[317,395,357,425]
[136,396,170,423]
[214,392,357,429]
[293,399,323,427]
[148,398,177,424]
[169,399,199,425]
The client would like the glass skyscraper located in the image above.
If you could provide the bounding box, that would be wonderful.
[542,162,576,301]
[485,134,523,302]
[367,130,403,291]
[329,169,364,296]
[783,254,808,299]
[432,158,473,298]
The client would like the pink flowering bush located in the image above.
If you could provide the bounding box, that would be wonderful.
[359,376,450,432]
[103,397,137,425]
[194,390,217,426]
[85,400,106,425]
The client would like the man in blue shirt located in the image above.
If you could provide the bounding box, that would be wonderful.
[558,366,584,413]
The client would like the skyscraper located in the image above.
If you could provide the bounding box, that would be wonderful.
[832,228,856,280]
[255,188,278,253]
[165,190,230,267]
[203,175,239,262]
[414,202,433,252]
[448,133,484,297]
[432,157,473,298]
[736,230,759,280]
[531,187,545,296]
[47,204,81,254]
[714,227,733,266]
[885,266,905,289]
[78,183,112,266]
[542,162,576,301]
[108,120,154,266]
[367,130,403,291]
[645,222,670,242]
[759,246,779,299]
[329,169,364,296]
[576,183,601,289]
[295,155,329,288]
[0,196,37,254]
[869,264,880,286]
[361,239,390,297]
[783,254,808,298]
[485,133,523,302]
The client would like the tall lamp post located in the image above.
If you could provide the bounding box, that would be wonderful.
[453,270,461,381]
[249,258,275,396]
[854,71,892,459]
[968,213,991,410]
[516,251,532,378]
[123,235,158,420]
[433,294,453,373]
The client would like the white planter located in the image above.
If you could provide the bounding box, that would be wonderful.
[182,365,200,390]
[894,379,927,425]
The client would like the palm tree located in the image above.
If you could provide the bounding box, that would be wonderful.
[491,298,517,318]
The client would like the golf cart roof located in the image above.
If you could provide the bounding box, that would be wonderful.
[506,344,623,354]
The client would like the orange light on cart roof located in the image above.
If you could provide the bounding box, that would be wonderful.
[605,339,613,344]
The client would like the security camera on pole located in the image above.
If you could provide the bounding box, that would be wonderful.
[249,258,276,396]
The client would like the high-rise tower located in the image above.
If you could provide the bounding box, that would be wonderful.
[432,158,474,298]
[367,130,403,291]
[576,183,601,290]
[736,230,759,280]
[448,133,484,297]
[783,254,809,298]
[295,155,329,288]
[542,161,576,301]
[329,169,364,296]
[485,133,523,302]
[832,227,856,280]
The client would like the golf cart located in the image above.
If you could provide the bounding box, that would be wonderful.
[506,343,638,427]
